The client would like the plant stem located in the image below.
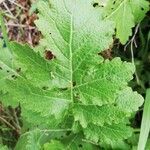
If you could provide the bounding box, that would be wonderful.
[0,11,9,48]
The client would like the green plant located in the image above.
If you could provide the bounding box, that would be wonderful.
[0,0,149,149]
[138,89,150,150]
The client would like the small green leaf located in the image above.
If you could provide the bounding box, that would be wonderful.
[104,0,149,44]
[130,0,149,23]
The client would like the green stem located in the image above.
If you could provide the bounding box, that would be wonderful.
[0,11,9,48]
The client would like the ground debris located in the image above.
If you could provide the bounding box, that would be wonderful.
[0,0,41,46]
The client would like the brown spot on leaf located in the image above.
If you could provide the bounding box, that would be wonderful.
[44,50,56,60]
[93,3,98,7]
[16,68,21,73]
[42,86,49,90]
[99,47,113,60]
[11,75,17,79]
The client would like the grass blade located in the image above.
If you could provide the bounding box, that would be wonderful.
[138,88,150,150]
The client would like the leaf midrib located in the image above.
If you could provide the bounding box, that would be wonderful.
[69,15,73,102]
[105,0,127,20]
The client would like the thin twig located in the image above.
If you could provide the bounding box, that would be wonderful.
[28,29,33,45]
[11,108,21,131]
[8,0,27,10]
[124,24,140,51]
[6,23,35,29]
[0,116,16,131]
[5,13,16,19]
[124,24,145,90]
[82,139,99,146]
[3,1,15,18]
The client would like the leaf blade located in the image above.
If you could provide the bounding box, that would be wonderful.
[138,89,150,150]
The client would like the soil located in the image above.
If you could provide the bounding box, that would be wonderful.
[0,0,40,46]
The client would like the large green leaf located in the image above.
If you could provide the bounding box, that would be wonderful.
[0,0,144,147]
